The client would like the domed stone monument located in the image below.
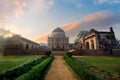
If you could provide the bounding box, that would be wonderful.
[48,27,69,50]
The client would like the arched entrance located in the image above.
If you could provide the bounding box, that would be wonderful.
[86,42,89,49]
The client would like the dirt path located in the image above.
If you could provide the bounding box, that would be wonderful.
[45,56,78,80]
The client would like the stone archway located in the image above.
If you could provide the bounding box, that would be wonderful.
[56,42,60,49]
[91,40,94,50]
[86,42,89,49]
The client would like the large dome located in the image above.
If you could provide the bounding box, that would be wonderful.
[52,27,65,33]
[50,27,66,37]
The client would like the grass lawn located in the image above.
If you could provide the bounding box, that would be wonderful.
[0,55,41,73]
[76,56,120,74]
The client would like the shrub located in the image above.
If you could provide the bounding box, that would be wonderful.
[16,56,54,80]
[66,52,73,57]
[64,56,106,80]
[72,58,120,80]
[0,56,47,80]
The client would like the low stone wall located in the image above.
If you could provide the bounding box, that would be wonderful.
[73,49,120,56]
[3,47,45,55]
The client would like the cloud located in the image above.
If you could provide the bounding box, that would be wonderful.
[0,0,54,27]
[62,10,120,41]
[34,32,51,43]
[5,24,33,37]
[62,10,109,31]
[13,0,26,16]
[0,0,26,24]
[34,10,120,43]
[70,0,82,8]
[94,0,120,4]
[27,0,54,14]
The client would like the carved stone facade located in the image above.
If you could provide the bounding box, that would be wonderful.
[76,27,118,50]
[48,27,69,50]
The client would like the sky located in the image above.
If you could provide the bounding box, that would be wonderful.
[0,0,120,44]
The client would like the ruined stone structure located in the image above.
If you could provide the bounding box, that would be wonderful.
[6,35,39,50]
[76,27,118,50]
[3,34,40,55]
[48,27,69,50]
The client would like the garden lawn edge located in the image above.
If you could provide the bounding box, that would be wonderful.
[64,56,106,80]
[72,57,120,80]
[0,56,47,80]
[16,56,54,80]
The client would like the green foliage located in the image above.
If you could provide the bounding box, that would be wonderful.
[0,55,41,73]
[16,56,54,80]
[0,56,47,80]
[66,52,73,57]
[45,51,51,57]
[0,36,6,55]
[64,56,106,80]
[75,31,88,43]
[77,31,87,38]
[76,56,120,74]
[72,57,120,80]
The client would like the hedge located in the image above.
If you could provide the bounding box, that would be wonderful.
[45,51,51,57]
[0,56,47,80]
[66,52,73,57]
[64,56,106,80]
[72,58,120,80]
[16,56,54,80]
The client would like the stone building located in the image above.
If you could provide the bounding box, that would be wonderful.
[0,28,39,51]
[76,27,118,50]
[48,27,69,50]
[3,34,40,55]
[0,28,40,55]
[5,35,40,50]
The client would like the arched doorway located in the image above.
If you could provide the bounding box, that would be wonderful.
[86,42,89,49]
[56,41,60,49]
[91,40,94,50]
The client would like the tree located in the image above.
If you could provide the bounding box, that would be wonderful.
[0,36,6,55]
[75,31,88,43]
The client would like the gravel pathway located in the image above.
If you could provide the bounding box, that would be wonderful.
[45,56,78,80]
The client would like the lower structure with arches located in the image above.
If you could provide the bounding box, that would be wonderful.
[75,27,118,50]
[3,35,40,55]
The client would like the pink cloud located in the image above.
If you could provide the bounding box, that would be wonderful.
[83,12,107,22]
[61,11,109,36]
[0,0,26,22]
[61,22,81,31]
[13,0,26,16]
[34,32,51,43]
[34,10,120,43]
[0,0,54,27]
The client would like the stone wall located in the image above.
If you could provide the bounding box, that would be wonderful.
[3,47,45,55]
[73,49,120,56]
